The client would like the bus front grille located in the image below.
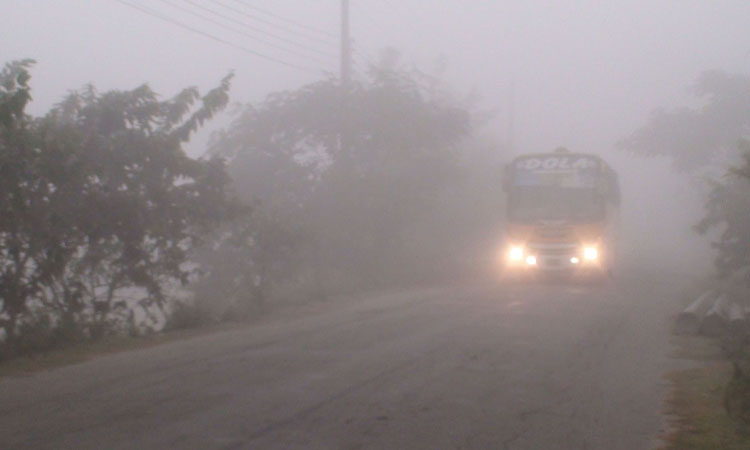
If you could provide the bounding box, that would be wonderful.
[533,224,573,240]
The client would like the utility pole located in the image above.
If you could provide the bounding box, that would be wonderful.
[339,0,352,160]
[507,78,515,155]
[340,0,351,87]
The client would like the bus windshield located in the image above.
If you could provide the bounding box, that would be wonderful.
[509,187,605,222]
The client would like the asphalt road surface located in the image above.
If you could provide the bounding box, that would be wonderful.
[0,269,681,449]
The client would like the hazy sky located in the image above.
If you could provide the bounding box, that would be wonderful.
[4,0,750,156]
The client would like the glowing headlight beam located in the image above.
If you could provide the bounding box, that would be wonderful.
[583,246,598,260]
[509,246,524,261]
[525,255,537,266]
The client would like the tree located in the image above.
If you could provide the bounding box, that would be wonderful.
[696,141,750,285]
[620,70,750,284]
[0,59,42,342]
[619,71,750,172]
[189,203,304,321]
[205,54,477,296]
[698,142,750,423]
[620,69,750,426]
[0,60,238,350]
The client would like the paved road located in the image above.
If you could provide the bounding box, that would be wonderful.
[0,270,680,449]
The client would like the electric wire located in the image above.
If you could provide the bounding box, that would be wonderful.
[209,0,338,47]
[114,0,325,73]
[156,0,334,65]
[182,0,337,59]
[228,0,337,38]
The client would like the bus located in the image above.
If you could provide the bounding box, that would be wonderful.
[500,149,620,278]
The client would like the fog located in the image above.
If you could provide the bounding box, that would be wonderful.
[1,0,746,324]
[1,0,745,323]
[4,2,750,447]
[6,1,750,148]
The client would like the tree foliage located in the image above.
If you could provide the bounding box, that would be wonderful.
[696,141,750,286]
[621,70,750,287]
[0,59,41,342]
[619,71,750,172]
[204,55,487,299]
[699,143,750,422]
[189,203,304,321]
[0,60,237,353]
[622,70,750,417]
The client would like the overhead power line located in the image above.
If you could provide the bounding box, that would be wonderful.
[114,0,325,73]
[349,1,389,37]
[228,0,337,38]
[209,0,338,47]
[157,0,334,65]
[183,0,337,59]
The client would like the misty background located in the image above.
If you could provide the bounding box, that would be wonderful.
[5,1,748,264]
[3,0,750,349]
[5,1,750,150]
[5,4,750,448]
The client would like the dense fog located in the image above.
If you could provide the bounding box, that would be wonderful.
[5,3,750,449]
[1,0,749,349]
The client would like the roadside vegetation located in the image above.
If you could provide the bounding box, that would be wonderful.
[0,54,506,362]
[622,71,750,445]
[0,60,241,360]
[660,335,750,449]
[195,50,503,320]
[663,363,750,449]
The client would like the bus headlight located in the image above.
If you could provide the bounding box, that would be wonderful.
[525,255,537,266]
[583,246,598,260]
[509,246,524,261]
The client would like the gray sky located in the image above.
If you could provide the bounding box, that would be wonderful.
[4,0,750,156]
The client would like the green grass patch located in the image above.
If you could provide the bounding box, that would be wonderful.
[662,337,750,449]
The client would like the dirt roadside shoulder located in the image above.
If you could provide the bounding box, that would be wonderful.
[660,334,750,449]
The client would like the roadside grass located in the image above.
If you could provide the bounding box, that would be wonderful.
[662,336,750,449]
[0,323,239,379]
